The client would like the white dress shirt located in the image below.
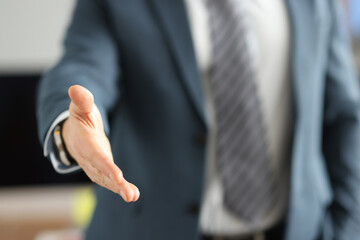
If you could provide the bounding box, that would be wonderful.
[184,0,293,236]
[45,0,293,236]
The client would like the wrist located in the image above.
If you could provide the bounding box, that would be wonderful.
[53,121,76,166]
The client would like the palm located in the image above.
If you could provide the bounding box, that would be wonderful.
[62,85,139,202]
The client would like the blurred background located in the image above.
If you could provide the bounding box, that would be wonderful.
[0,1,92,240]
[0,0,359,239]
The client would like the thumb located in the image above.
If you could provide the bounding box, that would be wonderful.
[68,85,94,115]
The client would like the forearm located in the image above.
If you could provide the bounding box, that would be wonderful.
[36,0,120,144]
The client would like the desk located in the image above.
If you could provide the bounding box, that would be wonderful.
[0,185,88,240]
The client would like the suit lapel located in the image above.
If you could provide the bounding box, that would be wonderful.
[286,0,329,120]
[285,0,330,239]
[149,0,206,127]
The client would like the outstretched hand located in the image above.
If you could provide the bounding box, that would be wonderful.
[62,85,140,202]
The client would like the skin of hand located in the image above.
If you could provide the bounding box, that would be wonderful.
[62,85,140,202]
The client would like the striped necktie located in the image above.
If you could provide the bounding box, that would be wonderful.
[206,0,277,222]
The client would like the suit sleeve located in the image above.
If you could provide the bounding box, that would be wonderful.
[36,0,120,146]
[322,0,360,238]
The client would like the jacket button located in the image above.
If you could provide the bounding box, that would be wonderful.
[195,133,207,146]
[187,202,200,216]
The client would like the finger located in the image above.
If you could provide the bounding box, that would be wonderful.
[92,157,137,202]
[83,163,123,196]
[68,85,94,115]
[118,179,136,202]
[130,183,140,202]
[85,161,138,202]
[109,167,136,202]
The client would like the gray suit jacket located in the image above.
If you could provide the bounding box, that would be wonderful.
[37,0,360,239]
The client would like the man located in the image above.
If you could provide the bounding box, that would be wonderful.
[37,0,360,239]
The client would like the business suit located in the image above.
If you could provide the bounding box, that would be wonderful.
[36,0,360,239]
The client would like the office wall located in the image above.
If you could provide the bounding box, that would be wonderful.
[0,0,88,186]
[0,0,74,74]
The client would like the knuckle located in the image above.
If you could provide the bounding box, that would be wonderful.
[118,169,123,178]
[115,170,124,185]
[97,153,111,163]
